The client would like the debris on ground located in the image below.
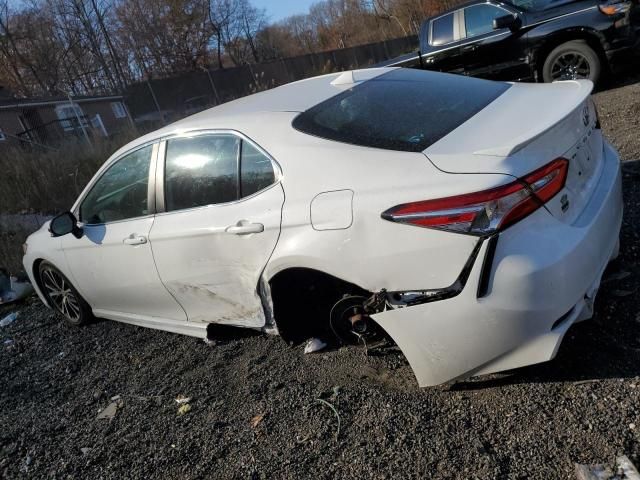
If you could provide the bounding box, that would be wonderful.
[575,455,640,480]
[314,398,341,441]
[80,448,91,456]
[203,337,216,346]
[613,290,634,297]
[177,403,192,416]
[0,312,19,327]
[603,271,632,283]
[0,268,34,305]
[304,337,327,354]
[175,395,191,404]
[96,397,123,420]
[250,413,265,428]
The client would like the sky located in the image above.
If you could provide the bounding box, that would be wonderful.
[252,0,317,22]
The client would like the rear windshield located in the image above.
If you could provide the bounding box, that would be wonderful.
[292,69,510,153]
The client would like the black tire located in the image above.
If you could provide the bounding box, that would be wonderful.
[38,261,92,326]
[542,40,602,84]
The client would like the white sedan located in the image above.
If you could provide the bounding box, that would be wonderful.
[23,68,622,387]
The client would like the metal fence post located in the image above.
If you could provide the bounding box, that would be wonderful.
[146,79,165,125]
[200,66,220,104]
[61,90,91,148]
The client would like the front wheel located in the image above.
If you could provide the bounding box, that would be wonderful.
[542,40,602,84]
[38,262,92,326]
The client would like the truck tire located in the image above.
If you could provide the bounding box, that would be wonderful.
[542,40,602,84]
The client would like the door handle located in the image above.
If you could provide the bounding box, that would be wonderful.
[225,222,264,235]
[123,234,147,245]
[462,45,478,53]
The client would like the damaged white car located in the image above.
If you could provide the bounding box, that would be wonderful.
[23,68,622,387]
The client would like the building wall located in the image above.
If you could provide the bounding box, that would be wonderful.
[0,98,130,147]
[0,111,24,139]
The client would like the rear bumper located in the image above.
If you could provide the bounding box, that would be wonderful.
[372,140,623,387]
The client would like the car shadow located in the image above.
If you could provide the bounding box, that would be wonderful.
[598,63,640,92]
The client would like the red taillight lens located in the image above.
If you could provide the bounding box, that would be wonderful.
[382,158,569,236]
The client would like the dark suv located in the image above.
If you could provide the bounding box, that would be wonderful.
[410,0,640,84]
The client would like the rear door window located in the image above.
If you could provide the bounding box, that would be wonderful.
[240,142,276,197]
[431,13,455,46]
[164,134,240,211]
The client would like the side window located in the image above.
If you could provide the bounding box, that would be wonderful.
[431,13,454,46]
[111,101,127,119]
[80,145,152,224]
[241,141,275,197]
[464,4,505,38]
[164,134,240,211]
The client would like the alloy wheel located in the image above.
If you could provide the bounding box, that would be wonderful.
[41,267,81,322]
[550,52,591,81]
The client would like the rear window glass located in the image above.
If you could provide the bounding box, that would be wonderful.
[431,13,454,45]
[292,69,510,153]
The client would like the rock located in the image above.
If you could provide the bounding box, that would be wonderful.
[97,400,121,420]
[177,404,192,416]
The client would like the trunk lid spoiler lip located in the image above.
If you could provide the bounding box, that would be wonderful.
[424,79,594,160]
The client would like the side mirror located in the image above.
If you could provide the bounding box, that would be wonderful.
[493,14,521,31]
[49,212,83,239]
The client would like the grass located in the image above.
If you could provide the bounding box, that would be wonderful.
[0,131,138,273]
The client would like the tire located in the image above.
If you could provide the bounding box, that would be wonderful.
[38,261,92,326]
[542,40,602,84]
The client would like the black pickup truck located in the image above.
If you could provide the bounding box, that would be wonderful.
[384,0,640,85]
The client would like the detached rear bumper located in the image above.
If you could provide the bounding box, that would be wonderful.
[372,141,623,387]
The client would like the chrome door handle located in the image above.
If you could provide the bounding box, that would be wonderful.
[462,45,478,52]
[123,234,147,245]
[225,222,264,235]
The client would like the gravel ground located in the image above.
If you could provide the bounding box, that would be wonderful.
[2,72,640,479]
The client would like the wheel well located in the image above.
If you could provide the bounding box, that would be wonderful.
[533,30,608,78]
[31,259,50,306]
[32,259,44,290]
[269,268,371,343]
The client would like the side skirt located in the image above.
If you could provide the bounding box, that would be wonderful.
[93,309,208,338]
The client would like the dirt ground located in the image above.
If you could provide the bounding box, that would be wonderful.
[2,72,640,479]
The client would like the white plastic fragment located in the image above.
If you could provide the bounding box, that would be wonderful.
[0,312,18,327]
[0,270,34,304]
[617,455,640,480]
[175,395,192,404]
[304,337,327,354]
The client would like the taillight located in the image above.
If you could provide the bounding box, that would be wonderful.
[382,158,569,236]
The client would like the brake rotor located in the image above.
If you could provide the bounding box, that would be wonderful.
[329,295,369,345]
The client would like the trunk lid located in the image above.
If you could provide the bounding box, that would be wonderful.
[424,80,602,224]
